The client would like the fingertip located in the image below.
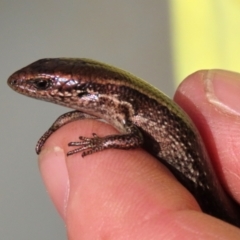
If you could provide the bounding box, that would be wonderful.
[205,70,240,116]
[38,146,69,219]
[174,70,207,120]
[174,69,240,123]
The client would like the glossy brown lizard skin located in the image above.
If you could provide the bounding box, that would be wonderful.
[7,58,240,226]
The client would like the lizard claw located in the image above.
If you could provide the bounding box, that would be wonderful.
[67,133,102,156]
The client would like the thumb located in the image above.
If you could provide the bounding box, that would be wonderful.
[174,69,240,203]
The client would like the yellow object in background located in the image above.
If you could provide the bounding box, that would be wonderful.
[170,1,240,84]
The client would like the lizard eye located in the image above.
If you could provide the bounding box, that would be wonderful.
[32,78,51,90]
[77,91,89,98]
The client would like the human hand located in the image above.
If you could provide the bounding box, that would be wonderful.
[38,69,240,239]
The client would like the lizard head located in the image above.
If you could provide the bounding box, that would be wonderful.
[8,58,82,101]
[7,58,113,109]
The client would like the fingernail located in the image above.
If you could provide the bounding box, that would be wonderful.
[38,146,69,219]
[204,70,240,116]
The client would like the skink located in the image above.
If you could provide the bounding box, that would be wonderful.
[7,58,240,226]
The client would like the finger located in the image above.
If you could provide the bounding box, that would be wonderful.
[38,119,202,238]
[38,139,69,219]
[174,70,240,203]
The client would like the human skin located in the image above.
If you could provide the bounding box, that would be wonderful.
[38,69,240,239]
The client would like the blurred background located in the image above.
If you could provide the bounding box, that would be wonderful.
[0,1,239,239]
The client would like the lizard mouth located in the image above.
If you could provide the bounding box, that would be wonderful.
[7,73,24,93]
